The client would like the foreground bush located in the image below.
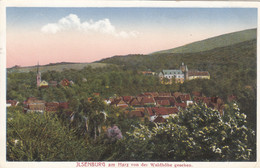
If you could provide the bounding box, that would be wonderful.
[112,103,255,161]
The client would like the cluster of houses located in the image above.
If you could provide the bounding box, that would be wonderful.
[106,91,225,123]
[7,91,235,123]
[22,97,70,114]
[159,63,210,84]
[36,64,73,88]
[37,78,73,88]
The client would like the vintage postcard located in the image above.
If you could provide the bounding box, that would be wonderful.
[0,0,259,168]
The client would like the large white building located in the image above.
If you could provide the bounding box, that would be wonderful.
[159,63,210,84]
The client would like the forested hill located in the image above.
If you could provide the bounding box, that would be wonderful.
[151,28,256,54]
[99,39,256,74]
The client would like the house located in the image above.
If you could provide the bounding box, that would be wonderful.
[175,102,187,109]
[176,93,193,106]
[155,99,170,107]
[129,108,147,121]
[60,79,70,87]
[139,71,156,76]
[188,70,210,80]
[178,94,191,102]
[129,98,141,107]
[156,107,178,118]
[24,97,45,113]
[49,81,58,87]
[140,97,156,106]
[172,92,183,99]
[111,98,128,108]
[59,102,69,109]
[6,100,19,107]
[208,97,224,115]
[122,96,133,104]
[154,96,176,106]
[45,102,59,112]
[145,107,157,122]
[153,116,166,123]
[146,107,179,122]
[40,80,49,88]
[193,96,224,115]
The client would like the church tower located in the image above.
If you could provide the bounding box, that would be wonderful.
[180,62,189,81]
[36,62,41,88]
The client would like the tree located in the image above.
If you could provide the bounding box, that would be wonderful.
[7,108,87,161]
[79,97,107,141]
[113,103,255,161]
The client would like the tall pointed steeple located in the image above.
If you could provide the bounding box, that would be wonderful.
[180,62,189,81]
[36,62,41,88]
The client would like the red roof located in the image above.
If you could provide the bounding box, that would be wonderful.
[173,92,182,98]
[45,102,59,112]
[140,97,156,106]
[111,99,128,107]
[140,71,154,75]
[175,102,187,109]
[154,116,166,123]
[156,99,170,106]
[7,100,18,106]
[60,79,70,86]
[167,107,179,114]
[145,107,178,116]
[146,107,156,116]
[122,96,132,103]
[154,96,176,106]
[59,102,69,109]
[129,98,141,106]
[136,96,143,102]
[143,92,159,97]
[158,92,172,97]
[179,94,191,102]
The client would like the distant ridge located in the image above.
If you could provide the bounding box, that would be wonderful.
[8,62,108,73]
[151,28,256,54]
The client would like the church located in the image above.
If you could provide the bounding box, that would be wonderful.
[36,62,49,88]
[159,63,210,84]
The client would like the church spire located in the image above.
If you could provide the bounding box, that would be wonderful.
[36,62,41,88]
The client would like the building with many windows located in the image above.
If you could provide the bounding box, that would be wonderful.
[159,63,210,84]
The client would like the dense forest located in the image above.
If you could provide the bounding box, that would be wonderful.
[7,32,256,161]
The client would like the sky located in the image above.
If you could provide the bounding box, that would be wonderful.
[6,7,257,68]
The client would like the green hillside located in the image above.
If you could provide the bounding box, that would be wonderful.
[151,28,256,54]
[100,39,256,74]
[8,62,108,73]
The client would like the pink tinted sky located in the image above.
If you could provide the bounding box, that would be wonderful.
[6,8,257,68]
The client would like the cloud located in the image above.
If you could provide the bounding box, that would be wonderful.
[41,14,139,38]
